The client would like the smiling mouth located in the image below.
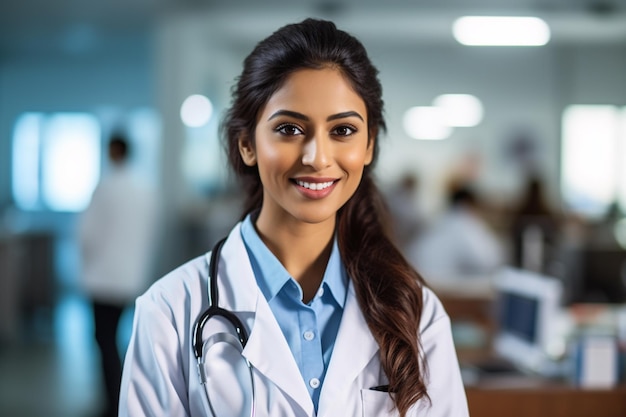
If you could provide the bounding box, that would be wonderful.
[293,179,336,190]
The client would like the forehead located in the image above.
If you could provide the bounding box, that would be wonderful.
[259,68,367,119]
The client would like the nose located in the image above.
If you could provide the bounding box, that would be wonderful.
[301,134,331,170]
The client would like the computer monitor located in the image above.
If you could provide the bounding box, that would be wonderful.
[563,248,626,305]
[492,267,563,375]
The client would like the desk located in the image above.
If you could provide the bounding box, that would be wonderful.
[436,283,626,417]
[435,284,497,362]
[466,381,626,417]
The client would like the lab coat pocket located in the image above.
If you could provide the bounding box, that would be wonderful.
[360,389,399,417]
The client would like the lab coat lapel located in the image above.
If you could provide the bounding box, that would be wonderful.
[216,225,258,311]
[243,297,314,416]
[220,225,314,415]
[317,280,379,417]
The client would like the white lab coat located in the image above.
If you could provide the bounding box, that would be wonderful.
[119,223,469,417]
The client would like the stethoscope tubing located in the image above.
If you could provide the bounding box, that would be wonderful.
[193,237,250,359]
[191,236,256,417]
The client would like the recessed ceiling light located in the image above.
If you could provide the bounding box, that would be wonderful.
[180,94,213,128]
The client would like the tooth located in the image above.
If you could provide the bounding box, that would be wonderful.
[297,180,333,190]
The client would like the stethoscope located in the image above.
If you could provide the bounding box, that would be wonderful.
[192,237,256,417]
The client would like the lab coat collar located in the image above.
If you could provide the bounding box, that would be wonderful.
[218,224,315,415]
[213,224,259,312]
[215,224,379,417]
[241,275,379,417]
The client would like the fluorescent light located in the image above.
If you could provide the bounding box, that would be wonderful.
[433,94,483,127]
[453,16,550,46]
[403,106,452,140]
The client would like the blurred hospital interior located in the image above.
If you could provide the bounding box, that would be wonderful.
[1,0,626,416]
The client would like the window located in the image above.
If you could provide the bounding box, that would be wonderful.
[12,112,101,212]
[561,105,626,219]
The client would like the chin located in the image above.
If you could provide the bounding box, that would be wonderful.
[289,206,338,225]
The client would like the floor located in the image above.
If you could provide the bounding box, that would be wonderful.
[0,291,134,417]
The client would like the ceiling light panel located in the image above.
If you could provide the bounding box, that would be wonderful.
[453,16,551,46]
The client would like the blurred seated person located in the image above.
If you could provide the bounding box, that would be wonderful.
[510,174,561,274]
[408,185,504,283]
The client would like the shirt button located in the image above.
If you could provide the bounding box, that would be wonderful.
[303,331,315,341]
[317,287,324,298]
[309,378,320,389]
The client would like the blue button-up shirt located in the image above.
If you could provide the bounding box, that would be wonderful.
[240,215,348,411]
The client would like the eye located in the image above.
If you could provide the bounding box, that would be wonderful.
[332,125,357,137]
[275,123,304,136]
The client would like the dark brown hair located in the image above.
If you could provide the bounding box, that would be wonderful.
[221,18,428,415]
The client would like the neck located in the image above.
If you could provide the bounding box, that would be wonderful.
[255,213,335,303]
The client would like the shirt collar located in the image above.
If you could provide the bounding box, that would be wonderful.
[240,214,347,308]
[323,238,348,308]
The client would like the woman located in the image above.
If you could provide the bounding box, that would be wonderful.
[119,18,468,417]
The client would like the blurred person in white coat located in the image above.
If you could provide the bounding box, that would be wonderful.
[119,19,468,417]
[79,133,158,417]
[409,185,504,283]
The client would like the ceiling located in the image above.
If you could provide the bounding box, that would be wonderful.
[2,0,626,56]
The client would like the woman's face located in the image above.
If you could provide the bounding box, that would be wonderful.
[239,67,374,228]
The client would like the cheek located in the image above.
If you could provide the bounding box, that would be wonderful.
[340,147,370,173]
[257,148,277,167]
[256,145,293,177]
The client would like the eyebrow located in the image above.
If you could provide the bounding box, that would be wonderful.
[267,109,364,122]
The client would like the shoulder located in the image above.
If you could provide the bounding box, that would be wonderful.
[418,285,450,334]
[134,224,245,320]
[135,255,209,324]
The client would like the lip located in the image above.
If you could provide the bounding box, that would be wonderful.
[291,176,339,200]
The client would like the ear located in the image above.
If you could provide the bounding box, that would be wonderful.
[364,130,376,166]
[238,135,257,166]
